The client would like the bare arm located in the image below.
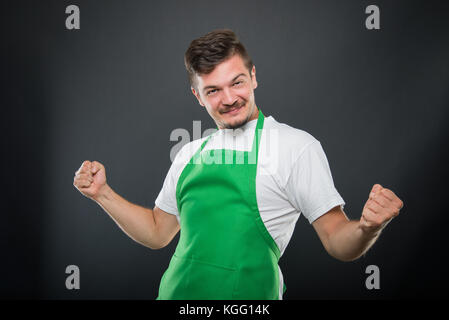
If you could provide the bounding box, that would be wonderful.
[312,184,403,262]
[94,185,179,249]
[312,206,380,261]
[74,160,179,249]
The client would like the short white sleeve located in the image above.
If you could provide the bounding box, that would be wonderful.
[154,137,206,218]
[284,140,345,224]
[155,161,179,217]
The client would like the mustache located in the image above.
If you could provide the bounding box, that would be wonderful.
[221,100,246,113]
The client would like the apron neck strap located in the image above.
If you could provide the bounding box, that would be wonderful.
[251,108,265,161]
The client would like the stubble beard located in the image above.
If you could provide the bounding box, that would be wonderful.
[221,102,255,130]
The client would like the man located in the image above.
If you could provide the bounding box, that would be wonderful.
[73,29,403,300]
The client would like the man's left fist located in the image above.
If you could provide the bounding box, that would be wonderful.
[360,184,404,234]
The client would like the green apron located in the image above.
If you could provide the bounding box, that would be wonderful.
[157,109,281,300]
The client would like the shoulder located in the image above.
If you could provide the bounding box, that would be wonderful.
[172,136,208,164]
[262,116,319,164]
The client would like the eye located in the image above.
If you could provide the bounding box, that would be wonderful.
[207,89,218,96]
[233,81,243,86]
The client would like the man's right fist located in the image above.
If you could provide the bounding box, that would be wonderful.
[73,160,107,200]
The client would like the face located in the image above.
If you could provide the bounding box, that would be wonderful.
[191,54,258,129]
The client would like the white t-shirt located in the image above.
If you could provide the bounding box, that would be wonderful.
[155,115,345,298]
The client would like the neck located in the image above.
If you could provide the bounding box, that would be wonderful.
[248,106,259,122]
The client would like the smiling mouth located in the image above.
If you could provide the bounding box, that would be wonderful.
[222,102,245,114]
[223,107,241,114]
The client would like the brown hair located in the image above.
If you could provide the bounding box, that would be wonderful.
[184,29,253,89]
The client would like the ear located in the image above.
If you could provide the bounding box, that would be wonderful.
[191,86,205,107]
[251,65,258,90]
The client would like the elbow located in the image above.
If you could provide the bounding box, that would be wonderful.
[135,237,167,250]
[326,246,363,262]
[142,236,173,250]
[146,243,163,250]
[335,255,360,263]
[329,252,360,262]
[143,240,168,250]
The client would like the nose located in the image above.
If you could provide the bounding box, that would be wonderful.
[221,87,237,106]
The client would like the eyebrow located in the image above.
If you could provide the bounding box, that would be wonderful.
[202,73,247,93]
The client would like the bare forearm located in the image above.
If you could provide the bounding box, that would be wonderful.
[327,220,381,262]
[327,184,404,262]
[93,184,160,249]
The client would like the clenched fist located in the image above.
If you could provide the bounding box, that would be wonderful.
[73,160,107,200]
[360,184,404,234]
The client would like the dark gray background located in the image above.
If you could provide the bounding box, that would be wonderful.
[2,0,449,299]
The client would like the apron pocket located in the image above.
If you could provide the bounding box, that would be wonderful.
[157,254,189,300]
[185,256,238,300]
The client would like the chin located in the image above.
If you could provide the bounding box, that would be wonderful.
[216,103,253,129]
[223,114,248,129]
[227,121,245,129]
